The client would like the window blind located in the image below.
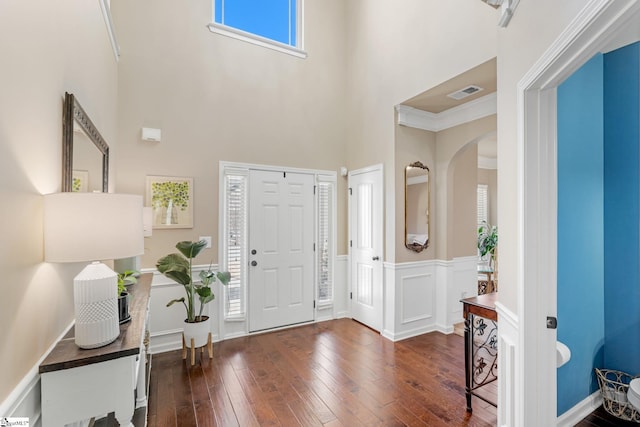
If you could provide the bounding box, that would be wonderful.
[477,184,489,226]
[224,172,247,319]
[317,181,333,304]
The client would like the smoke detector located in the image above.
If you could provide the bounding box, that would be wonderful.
[447,85,484,101]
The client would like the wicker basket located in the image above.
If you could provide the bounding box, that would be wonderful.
[595,368,640,423]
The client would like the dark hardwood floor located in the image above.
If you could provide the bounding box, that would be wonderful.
[575,405,640,426]
[144,318,624,426]
[147,318,497,426]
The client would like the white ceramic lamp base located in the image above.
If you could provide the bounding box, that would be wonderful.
[74,262,120,349]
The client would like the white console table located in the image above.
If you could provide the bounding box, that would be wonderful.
[39,273,152,427]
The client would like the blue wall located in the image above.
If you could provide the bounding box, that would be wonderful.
[556,41,640,417]
[557,53,605,416]
[604,42,640,374]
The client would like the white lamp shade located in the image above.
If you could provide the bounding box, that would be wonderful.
[44,192,144,263]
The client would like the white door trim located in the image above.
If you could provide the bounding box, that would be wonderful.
[515,0,640,425]
[218,161,337,340]
[248,169,315,332]
[348,164,384,331]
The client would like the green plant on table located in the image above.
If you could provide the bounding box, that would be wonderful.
[156,240,231,323]
[477,221,498,266]
[117,270,138,296]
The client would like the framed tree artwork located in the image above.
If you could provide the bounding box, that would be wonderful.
[146,175,194,229]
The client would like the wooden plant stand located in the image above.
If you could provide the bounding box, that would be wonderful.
[182,332,213,366]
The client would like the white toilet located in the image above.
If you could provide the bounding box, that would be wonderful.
[628,378,640,410]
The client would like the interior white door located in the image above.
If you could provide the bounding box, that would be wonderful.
[249,170,315,332]
[349,165,383,332]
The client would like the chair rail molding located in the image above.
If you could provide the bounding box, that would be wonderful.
[396,92,497,132]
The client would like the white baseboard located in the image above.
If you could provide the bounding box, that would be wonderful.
[382,323,453,342]
[149,329,183,354]
[557,391,602,427]
[335,310,350,319]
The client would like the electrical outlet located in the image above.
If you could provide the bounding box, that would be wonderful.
[199,236,212,249]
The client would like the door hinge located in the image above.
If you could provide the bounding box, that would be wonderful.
[314,300,316,309]
[314,185,316,195]
[313,243,316,252]
[349,187,352,195]
[350,292,353,299]
[349,240,352,248]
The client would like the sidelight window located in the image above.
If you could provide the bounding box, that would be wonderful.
[222,169,248,319]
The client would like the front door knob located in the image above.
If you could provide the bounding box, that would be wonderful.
[372,256,380,261]
[251,260,258,267]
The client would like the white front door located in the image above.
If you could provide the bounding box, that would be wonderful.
[349,165,383,332]
[248,170,315,332]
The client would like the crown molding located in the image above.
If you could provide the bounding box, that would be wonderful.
[100,0,120,61]
[396,92,497,132]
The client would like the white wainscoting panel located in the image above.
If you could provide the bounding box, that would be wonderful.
[382,257,479,341]
[496,301,519,427]
[149,255,349,354]
[400,272,434,325]
[383,261,432,341]
[448,256,479,327]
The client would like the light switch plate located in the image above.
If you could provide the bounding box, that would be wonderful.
[199,236,212,249]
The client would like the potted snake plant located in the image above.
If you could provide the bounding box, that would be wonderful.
[156,240,230,348]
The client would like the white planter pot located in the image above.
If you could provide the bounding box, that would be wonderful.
[183,316,210,348]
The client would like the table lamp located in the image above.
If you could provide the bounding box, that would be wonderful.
[44,192,144,349]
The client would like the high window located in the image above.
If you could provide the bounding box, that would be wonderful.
[209,0,306,58]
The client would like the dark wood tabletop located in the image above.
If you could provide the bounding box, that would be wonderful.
[461,292,498,321]
[39,272,152,373]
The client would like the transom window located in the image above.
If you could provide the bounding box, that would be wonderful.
[209,0,306,58]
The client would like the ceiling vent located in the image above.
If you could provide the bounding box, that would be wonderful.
[447,85,484,101]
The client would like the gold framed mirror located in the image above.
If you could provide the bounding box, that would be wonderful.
[62,92,109,192]
[405,161,430,252]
